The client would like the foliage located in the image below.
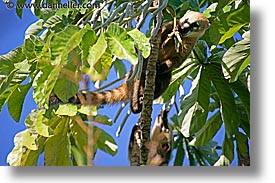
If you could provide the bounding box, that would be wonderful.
[0,0,250,166]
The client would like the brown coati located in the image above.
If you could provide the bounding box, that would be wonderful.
[50,11,210,113]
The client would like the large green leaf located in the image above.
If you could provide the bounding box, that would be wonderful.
[219,24,245,44]
[222,31,250,82]
[179,66,211,137]
[81,29,97,66]
[53,77,79,103]
[206,63,239,137]
[7,83,31,122]
[197,141,219,165]
[71,117,88,158]
[189,110,223,146]
[25,19,44,38]
[113,59,127,79]
[230,79,250,115]
[44,117,72,166]
[226,4,250,26]
[49,25,85,65]
[105,23,138,65]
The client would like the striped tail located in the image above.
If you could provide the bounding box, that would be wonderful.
[87,83,129,105]
[49,83,129,107]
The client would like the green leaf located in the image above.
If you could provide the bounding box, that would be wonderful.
[71,146,86,166]
[88,52,113,82]
[226,4,250,26]
[71,117,88,158]
[24,109,54,137]
[33,66,60,108]
[44,117,72,166]
[81,29,97,66]
[94,126,118,156]
[206,63,239,137]
[214,135,234,166]
[55,104,78,117]
[155,58,199,104]
[173,138,185,166]
[78,105,98,116]
[25,19,44,38]
[105,23,138,65]
[21,130,38,150]
[92,115,112,126]
[87,32,107,67]
[230,79,250,115]
[179,66,211,137]
[193,40,208,63]
[222,31,250,82]
[113,59,127,78]
[189,111,223,146]
[127,28,151,58]
[53,77,79,103]
[0,47,27,94]
[197,141,219,165]
[8,83,31,122]
[49,25,81,64]
[236,131,250,165]
[15,0,27,18]
[7,129,39,166]
[0,85,27,114]
[219,24,245,44]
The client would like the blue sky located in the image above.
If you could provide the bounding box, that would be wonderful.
[0,1,233,166]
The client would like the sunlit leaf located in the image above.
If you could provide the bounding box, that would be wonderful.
[55,104,78,117]
[88,52,113,81]
[222,31,250,82]
[81,29,97,66]
[105,23,138,65]
[127,28,151,58]
[24,110,54,138]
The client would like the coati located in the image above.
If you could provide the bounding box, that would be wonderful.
[51,11,210,113]
[128,109,172,166]
[146,109,172,166]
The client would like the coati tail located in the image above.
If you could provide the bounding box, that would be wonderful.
[49,83,129,107]
[87,83,129,105]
